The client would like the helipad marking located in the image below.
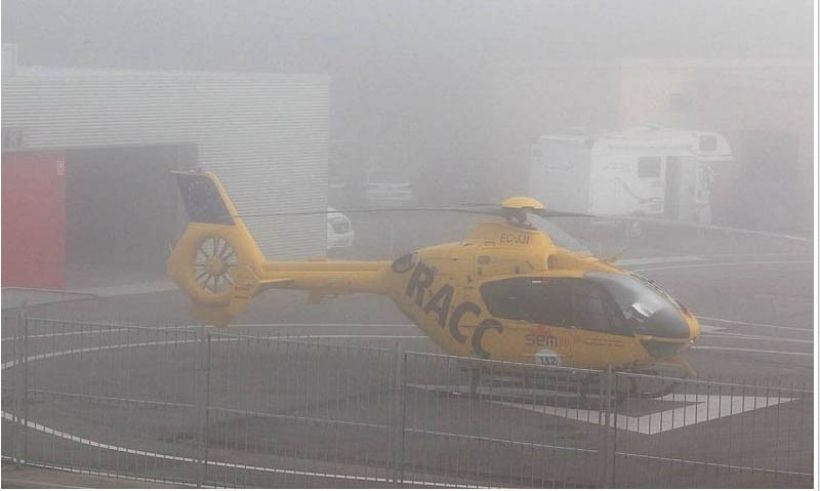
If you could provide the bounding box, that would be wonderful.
[0,413,470,488]
[491,393,794,435]
[615,256,704,267]
[691,346,812,357]
[700,334,812,345]
[698,324,726,334]
[632,259,813,273]
[697,316,810,331]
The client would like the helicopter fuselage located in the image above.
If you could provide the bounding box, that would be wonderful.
[377,220,699,370]
[166,171,699,374]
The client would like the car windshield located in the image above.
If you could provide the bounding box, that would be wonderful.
[530,216,591,254]
[367,170,406,184]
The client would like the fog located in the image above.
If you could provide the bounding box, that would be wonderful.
[1,0,815,266]
[1,4,815,486]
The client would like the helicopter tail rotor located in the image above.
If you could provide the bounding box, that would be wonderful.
[166,171,277,326]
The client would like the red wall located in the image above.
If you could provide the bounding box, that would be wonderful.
[2,151,66,288]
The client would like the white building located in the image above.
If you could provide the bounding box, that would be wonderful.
[2,53,330,288]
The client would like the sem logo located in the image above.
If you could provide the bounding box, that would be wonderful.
[526,334,559,348]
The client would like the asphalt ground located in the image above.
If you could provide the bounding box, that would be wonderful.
[1,215,814,487]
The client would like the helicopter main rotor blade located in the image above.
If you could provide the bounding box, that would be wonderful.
[532,209,595,219]
[458,201,596,219]
[236,207,506,219]
[232,207,596,220]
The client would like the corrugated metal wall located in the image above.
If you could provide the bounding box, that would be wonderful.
[1,67,329,259]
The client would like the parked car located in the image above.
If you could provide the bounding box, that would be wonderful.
[326,207,354,250]
[364,168,415,207]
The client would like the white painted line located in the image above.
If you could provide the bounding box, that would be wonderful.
[691,346,813,357]
[0,478,83,489]
[73,281,177,297]
[616,256,704,267]
[1,328,134,343]
[1,335,426,371]
[0,332,464,488]
[0,412,473,488]
[2,322,419,343]
[699,333,813,345]
[2,340,193,371]
[633,259,813,273]
[253,334,427,340]
[698,317,810,331]
[703,252,814,258]
[0,458,203,488]
[697,324,726,334]
[187,322,417,329]
[699,322,809,333]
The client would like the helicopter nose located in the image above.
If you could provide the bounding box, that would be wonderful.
[637,307,691,339]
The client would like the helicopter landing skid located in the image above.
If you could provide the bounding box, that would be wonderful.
[622,359,693,400]
[451,361,692,405]
[411,368,624,409]
[407,380,609,409]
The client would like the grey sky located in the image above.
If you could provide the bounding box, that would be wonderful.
[2,0,814,73]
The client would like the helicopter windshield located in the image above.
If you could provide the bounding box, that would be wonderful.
[586,271,690,339]
[530,216,591,254]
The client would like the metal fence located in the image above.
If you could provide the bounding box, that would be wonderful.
[1,314,813,488]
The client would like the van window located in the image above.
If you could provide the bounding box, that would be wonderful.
[699,135,718,152]
[637,157,661,178]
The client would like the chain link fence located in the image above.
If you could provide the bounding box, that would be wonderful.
[1,314,813,488]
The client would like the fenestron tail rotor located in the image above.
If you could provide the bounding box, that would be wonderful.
[193,236,238,294]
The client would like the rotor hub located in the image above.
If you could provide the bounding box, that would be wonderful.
[206,256,227,275]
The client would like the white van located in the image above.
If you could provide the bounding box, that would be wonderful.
[529,127,732,224]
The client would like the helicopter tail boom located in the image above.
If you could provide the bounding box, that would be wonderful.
[167,171,390,326]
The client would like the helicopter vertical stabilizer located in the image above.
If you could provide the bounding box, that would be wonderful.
[167,171,277,326]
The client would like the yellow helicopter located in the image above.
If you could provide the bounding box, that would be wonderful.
[167,171,699,391]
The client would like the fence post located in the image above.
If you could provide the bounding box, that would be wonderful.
[22,306,29,466]
[599,365,615,488]
[13,306,20,468]
[15,303,30,467]
[195,327,211,487]
[398,345,406,486]
[389,342,406,486]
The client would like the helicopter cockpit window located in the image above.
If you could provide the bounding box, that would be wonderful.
[586,271,690,338]
[480,277,573,327]
[481,277,630,335]
[570,280,628,335]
